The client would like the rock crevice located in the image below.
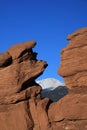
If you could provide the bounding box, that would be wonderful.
[0,28,87,130]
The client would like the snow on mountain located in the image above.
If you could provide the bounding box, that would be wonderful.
[36,78,68,102]
[36,78,65,91]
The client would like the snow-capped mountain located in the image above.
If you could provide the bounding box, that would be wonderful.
[36,78,68,102]
[36,78,65,91]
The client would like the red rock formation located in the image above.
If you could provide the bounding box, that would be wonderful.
[0,41,51,130]
[58,27,87,89]
[56,27,87,130]
[0,28,87,130]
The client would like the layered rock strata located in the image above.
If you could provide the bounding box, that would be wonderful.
[0,27,87,130]
[0,41,52,130]
[57,27,87,130]
[58,27,87,89]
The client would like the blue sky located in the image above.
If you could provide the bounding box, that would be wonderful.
[0,0,87,81]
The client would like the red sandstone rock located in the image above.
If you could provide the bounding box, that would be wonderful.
[57,27,87,130]
[0,51,12,67]
[8,40,36,59]
[29,98,52,130]
[0,28,87,130]
[0,41,48,130]
[0,101,33,130]
[48,92,87,121]
[0,41,47,98]
[58,27,87,89]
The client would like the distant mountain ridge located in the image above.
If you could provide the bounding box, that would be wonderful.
[36,78,65,90]
[36,78,68,102]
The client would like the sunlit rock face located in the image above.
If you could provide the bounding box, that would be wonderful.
[0,41,51,130]
[0,41,48,98]
[58,27,87,89]
[55,27,87,130]
[0,27,87,130]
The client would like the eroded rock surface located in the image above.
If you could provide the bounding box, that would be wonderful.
[57,27,87,130]
[0,28,87,130]
[0,41,51,130]
[58,27,87,89]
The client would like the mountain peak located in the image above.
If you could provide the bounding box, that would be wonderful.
[36,78,65,90]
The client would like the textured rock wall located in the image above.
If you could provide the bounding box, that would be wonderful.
[58,27,87,89]
[0,41,51,130]
[56,27,87,130]
[0,28,87,130]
